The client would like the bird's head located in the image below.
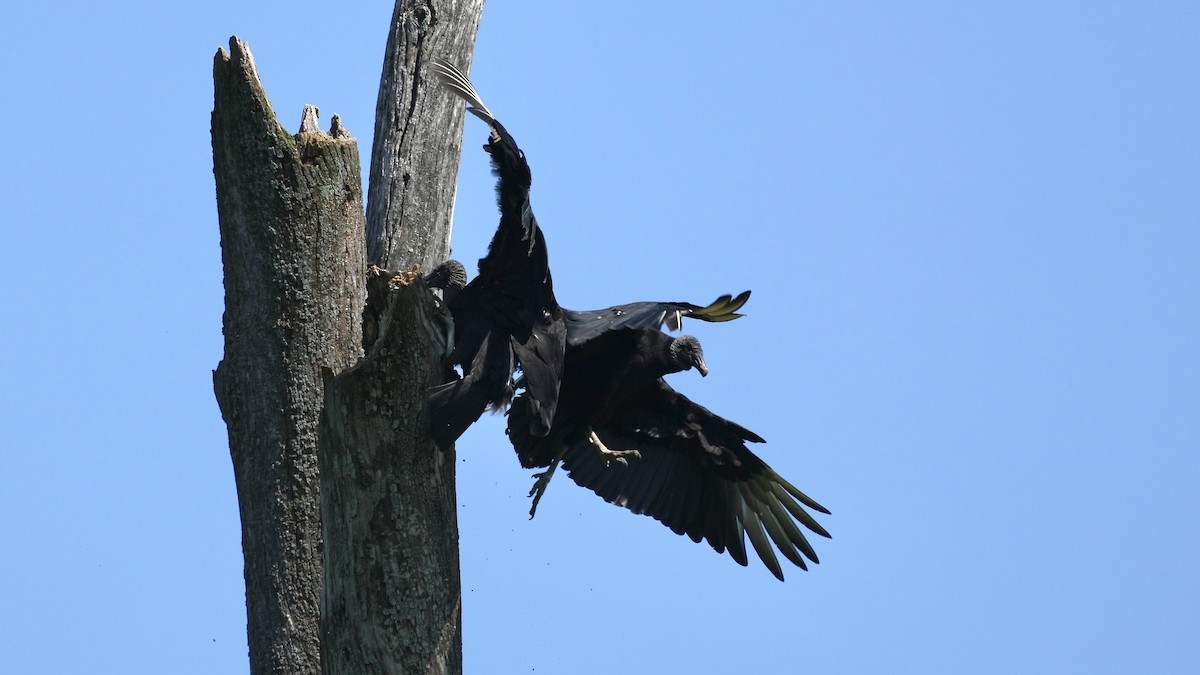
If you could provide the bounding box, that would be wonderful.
[669,335,709,377]
[425,259,468,305]
[425,259,468,292]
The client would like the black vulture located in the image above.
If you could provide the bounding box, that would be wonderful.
[510,289,749,480]
[508,328,830,581]
[426,62,566,449]
[508,289,748,482]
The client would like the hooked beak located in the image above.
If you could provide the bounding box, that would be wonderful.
[694,357,709,377]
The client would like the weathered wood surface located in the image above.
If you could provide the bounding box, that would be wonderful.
[366,0,487,271]
[321,1,484,671]
[320,270,460,675]
[212,36,367,675]
[214,1,485,672]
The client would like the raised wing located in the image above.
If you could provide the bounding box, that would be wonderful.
[563,290,750,346]
[426,61,565,445]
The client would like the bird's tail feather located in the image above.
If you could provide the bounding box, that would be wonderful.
[507,395,558,468]
[427,332,514,448]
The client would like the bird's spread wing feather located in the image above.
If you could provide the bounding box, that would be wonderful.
[563,290,751,345]
[558,379,829,580]
[430,61,495,126]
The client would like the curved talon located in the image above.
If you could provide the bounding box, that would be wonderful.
[527,461,560,519]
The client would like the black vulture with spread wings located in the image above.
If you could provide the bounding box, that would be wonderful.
[427,62,566,449]
[508,324,830,581]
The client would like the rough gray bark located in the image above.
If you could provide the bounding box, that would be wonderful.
[366,0,486,270]
[212,37,367,675]
[319,270,459,675]
[320,2,484,672]
[213,1,484,673]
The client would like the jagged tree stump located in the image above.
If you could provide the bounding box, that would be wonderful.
[211,1,485,673]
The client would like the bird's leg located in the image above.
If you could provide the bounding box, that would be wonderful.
[588,430,641,467]
[527,457,562,519]
[527,432,639,518]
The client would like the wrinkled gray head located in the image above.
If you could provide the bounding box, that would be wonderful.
[426,260,468,304]
[426,259,468,292]
[669,335,708,377]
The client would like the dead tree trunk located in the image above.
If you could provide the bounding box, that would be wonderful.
[320,4,484,672]
[367,0,485,271]
[319,270,459,675]
[212,1,484,674]
[212,38,366,674]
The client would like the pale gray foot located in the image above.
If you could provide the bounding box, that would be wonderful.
[588,430,641,467]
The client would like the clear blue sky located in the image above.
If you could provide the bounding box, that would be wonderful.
[2,2,1197,673]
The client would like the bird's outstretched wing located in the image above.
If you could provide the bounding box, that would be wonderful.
[563,290,751,346]
[425,61,565,445]
[559,379,830,580]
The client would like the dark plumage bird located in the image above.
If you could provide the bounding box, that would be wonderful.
[510,290,750,501]
[508,326,830,581]
[427,62,566,449]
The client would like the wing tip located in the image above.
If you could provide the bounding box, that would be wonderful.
[430,59,496,125]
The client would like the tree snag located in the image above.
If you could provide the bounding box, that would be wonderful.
[212,38,366,674]
[212,1,484,673]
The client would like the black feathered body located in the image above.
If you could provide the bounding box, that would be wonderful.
[510,329,682,469]
[511,291,751,462]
